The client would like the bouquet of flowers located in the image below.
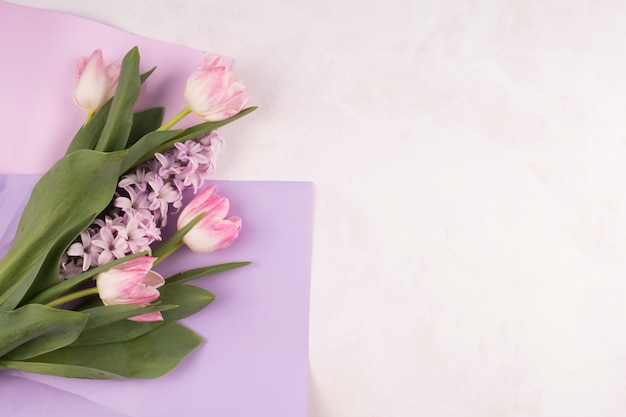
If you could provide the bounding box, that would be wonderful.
[0,46,255,379]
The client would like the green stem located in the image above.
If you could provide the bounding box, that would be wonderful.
[27,251,149,305]
[153,241,184,267]
[84,111,94,125]
[158,107,192,131]
[45,287,99,308]
[151,212,205,264]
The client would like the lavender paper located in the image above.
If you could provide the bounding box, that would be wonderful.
[0,176,312,417]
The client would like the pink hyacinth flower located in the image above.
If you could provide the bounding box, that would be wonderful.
[184,54,249,122]
[73,49,121,113]
[177,185,242,252]
[95,256,165,322]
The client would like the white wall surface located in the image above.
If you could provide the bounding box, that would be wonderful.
[8,1,626,416]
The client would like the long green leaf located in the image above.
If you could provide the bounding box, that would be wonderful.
[164,262,251,285]
[120,130,181,173]
[0,304,87,360]
[151,212,205,260]
[163,106,258,150]
[157,284,215,321]
[121,106,257,172]
[65,100,113,154]
[0,259,44,312]
[95,47,141,152]
[26,251,149,305]
[0,149,126,308]
[69,316,163,347]
[139,67,156,84]
[81,304,178,329]
[127,107,165,147]
[18,213,96,307]
[66,66,156,154]
[1,322,203,378]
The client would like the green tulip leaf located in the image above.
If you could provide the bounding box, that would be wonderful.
[69,317,163,347]
[120,130,181,173]
[127,107,165,147]
[82,303,178,330]
[66,66,156,154]
[26,251,149,306]
[0,304,87,361]
[157,106,258,154]
[95,46,141,152]
[151,212,205,260]
[164,262,251,285]
[18,213,96,307]
[157,284,215,321]
[1,322,203,378]
[139,67,156,84]
[0,149,126,309]
[65,100,113,154]
[122,106,257,171]
[0,259,44,313]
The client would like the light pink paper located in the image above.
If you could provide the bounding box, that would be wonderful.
[0,0,230,174]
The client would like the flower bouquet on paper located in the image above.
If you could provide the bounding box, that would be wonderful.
[0,47,256,379]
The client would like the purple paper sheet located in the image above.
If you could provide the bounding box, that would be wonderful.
[0,176,312,417]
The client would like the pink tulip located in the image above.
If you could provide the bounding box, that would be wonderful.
[73,49,121,113]
[95,256,165,322]
[177,185,242,252]
[184,54,250,122]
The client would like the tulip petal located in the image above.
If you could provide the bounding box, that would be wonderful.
[177,186,242,253]
[128,311,163,322]
[95,257,163,318]
[73,49,121,113]
[182,216,242,253]
[142,270,165,289]
[184,56,250,122]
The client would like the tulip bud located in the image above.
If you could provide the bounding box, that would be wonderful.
[95,256,165,322]
[184,54,250,122]
[177,185,242,252]
[73,49,121,114]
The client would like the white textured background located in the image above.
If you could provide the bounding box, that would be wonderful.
[8,0,626,416]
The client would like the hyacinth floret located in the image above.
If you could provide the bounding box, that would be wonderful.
[60,131,225,278]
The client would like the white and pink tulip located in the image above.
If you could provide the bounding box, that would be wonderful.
[177,185,242,253]
[73,49,121,114]
[95,256,165,322]
[184,54,249,122]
